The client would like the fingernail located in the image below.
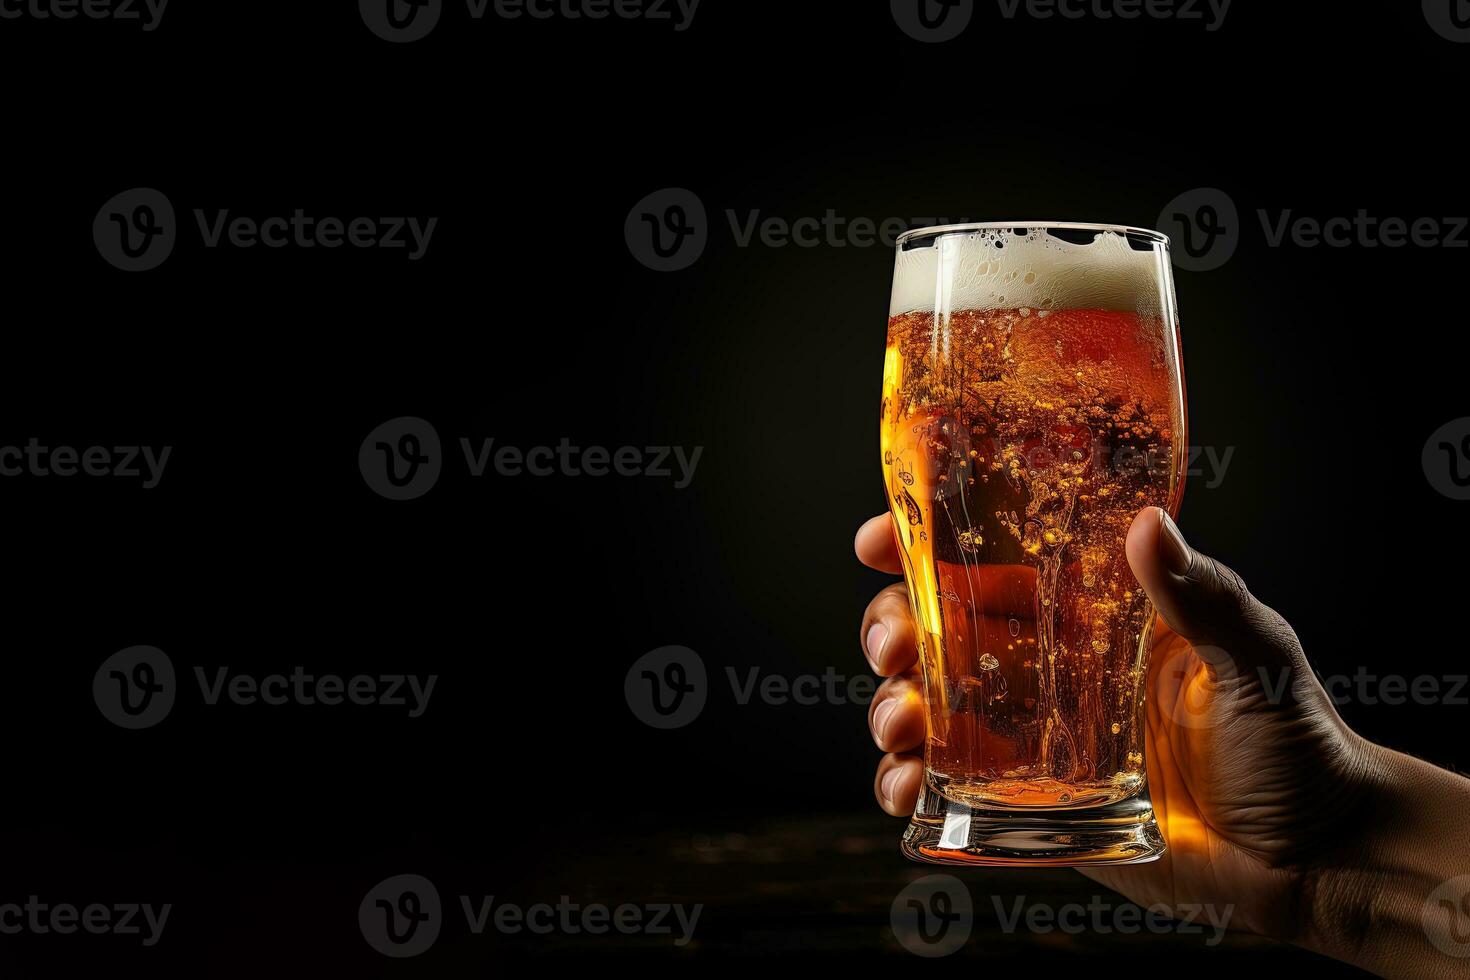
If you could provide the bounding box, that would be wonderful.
[865,623,889,671]
[872,697,899,745]
[880,766,903,804]
[1158,510,1192,576]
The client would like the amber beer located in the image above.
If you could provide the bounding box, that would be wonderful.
[881,224,1185,866]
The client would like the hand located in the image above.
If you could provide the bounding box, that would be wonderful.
[856,507,1470,979]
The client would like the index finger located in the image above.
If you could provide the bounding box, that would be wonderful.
[855,513,903,574]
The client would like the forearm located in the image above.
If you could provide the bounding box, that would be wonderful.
[1301,738,1470,979]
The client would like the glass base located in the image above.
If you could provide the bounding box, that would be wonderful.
[902,775,1166,867]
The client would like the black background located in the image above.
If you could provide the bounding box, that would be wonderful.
[1,1,1467,975]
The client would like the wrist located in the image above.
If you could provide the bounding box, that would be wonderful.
[1297,737,1470,978]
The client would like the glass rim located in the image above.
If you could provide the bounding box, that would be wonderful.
[895,221,1171,247]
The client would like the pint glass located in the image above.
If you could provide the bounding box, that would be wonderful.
[880,223,1185,865]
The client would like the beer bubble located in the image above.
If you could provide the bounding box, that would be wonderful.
[1021,520,1043,555]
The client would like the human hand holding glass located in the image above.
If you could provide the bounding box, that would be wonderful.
[856,484,1470,979]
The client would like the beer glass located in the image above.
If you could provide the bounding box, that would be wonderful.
[880,222,1185,865]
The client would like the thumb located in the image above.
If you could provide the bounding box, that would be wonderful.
[1125,507,1301,675]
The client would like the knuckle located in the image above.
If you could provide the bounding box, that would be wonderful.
[1197,555,1254,617]
[868,584,910,624]
[876,674,915,700]
[1199,556,1305,660]
[878,582,909,606]
[1213,557,1253,607]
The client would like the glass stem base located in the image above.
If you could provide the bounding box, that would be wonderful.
[902,774,1166,867]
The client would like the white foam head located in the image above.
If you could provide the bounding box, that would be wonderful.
[889,225,1170,318]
